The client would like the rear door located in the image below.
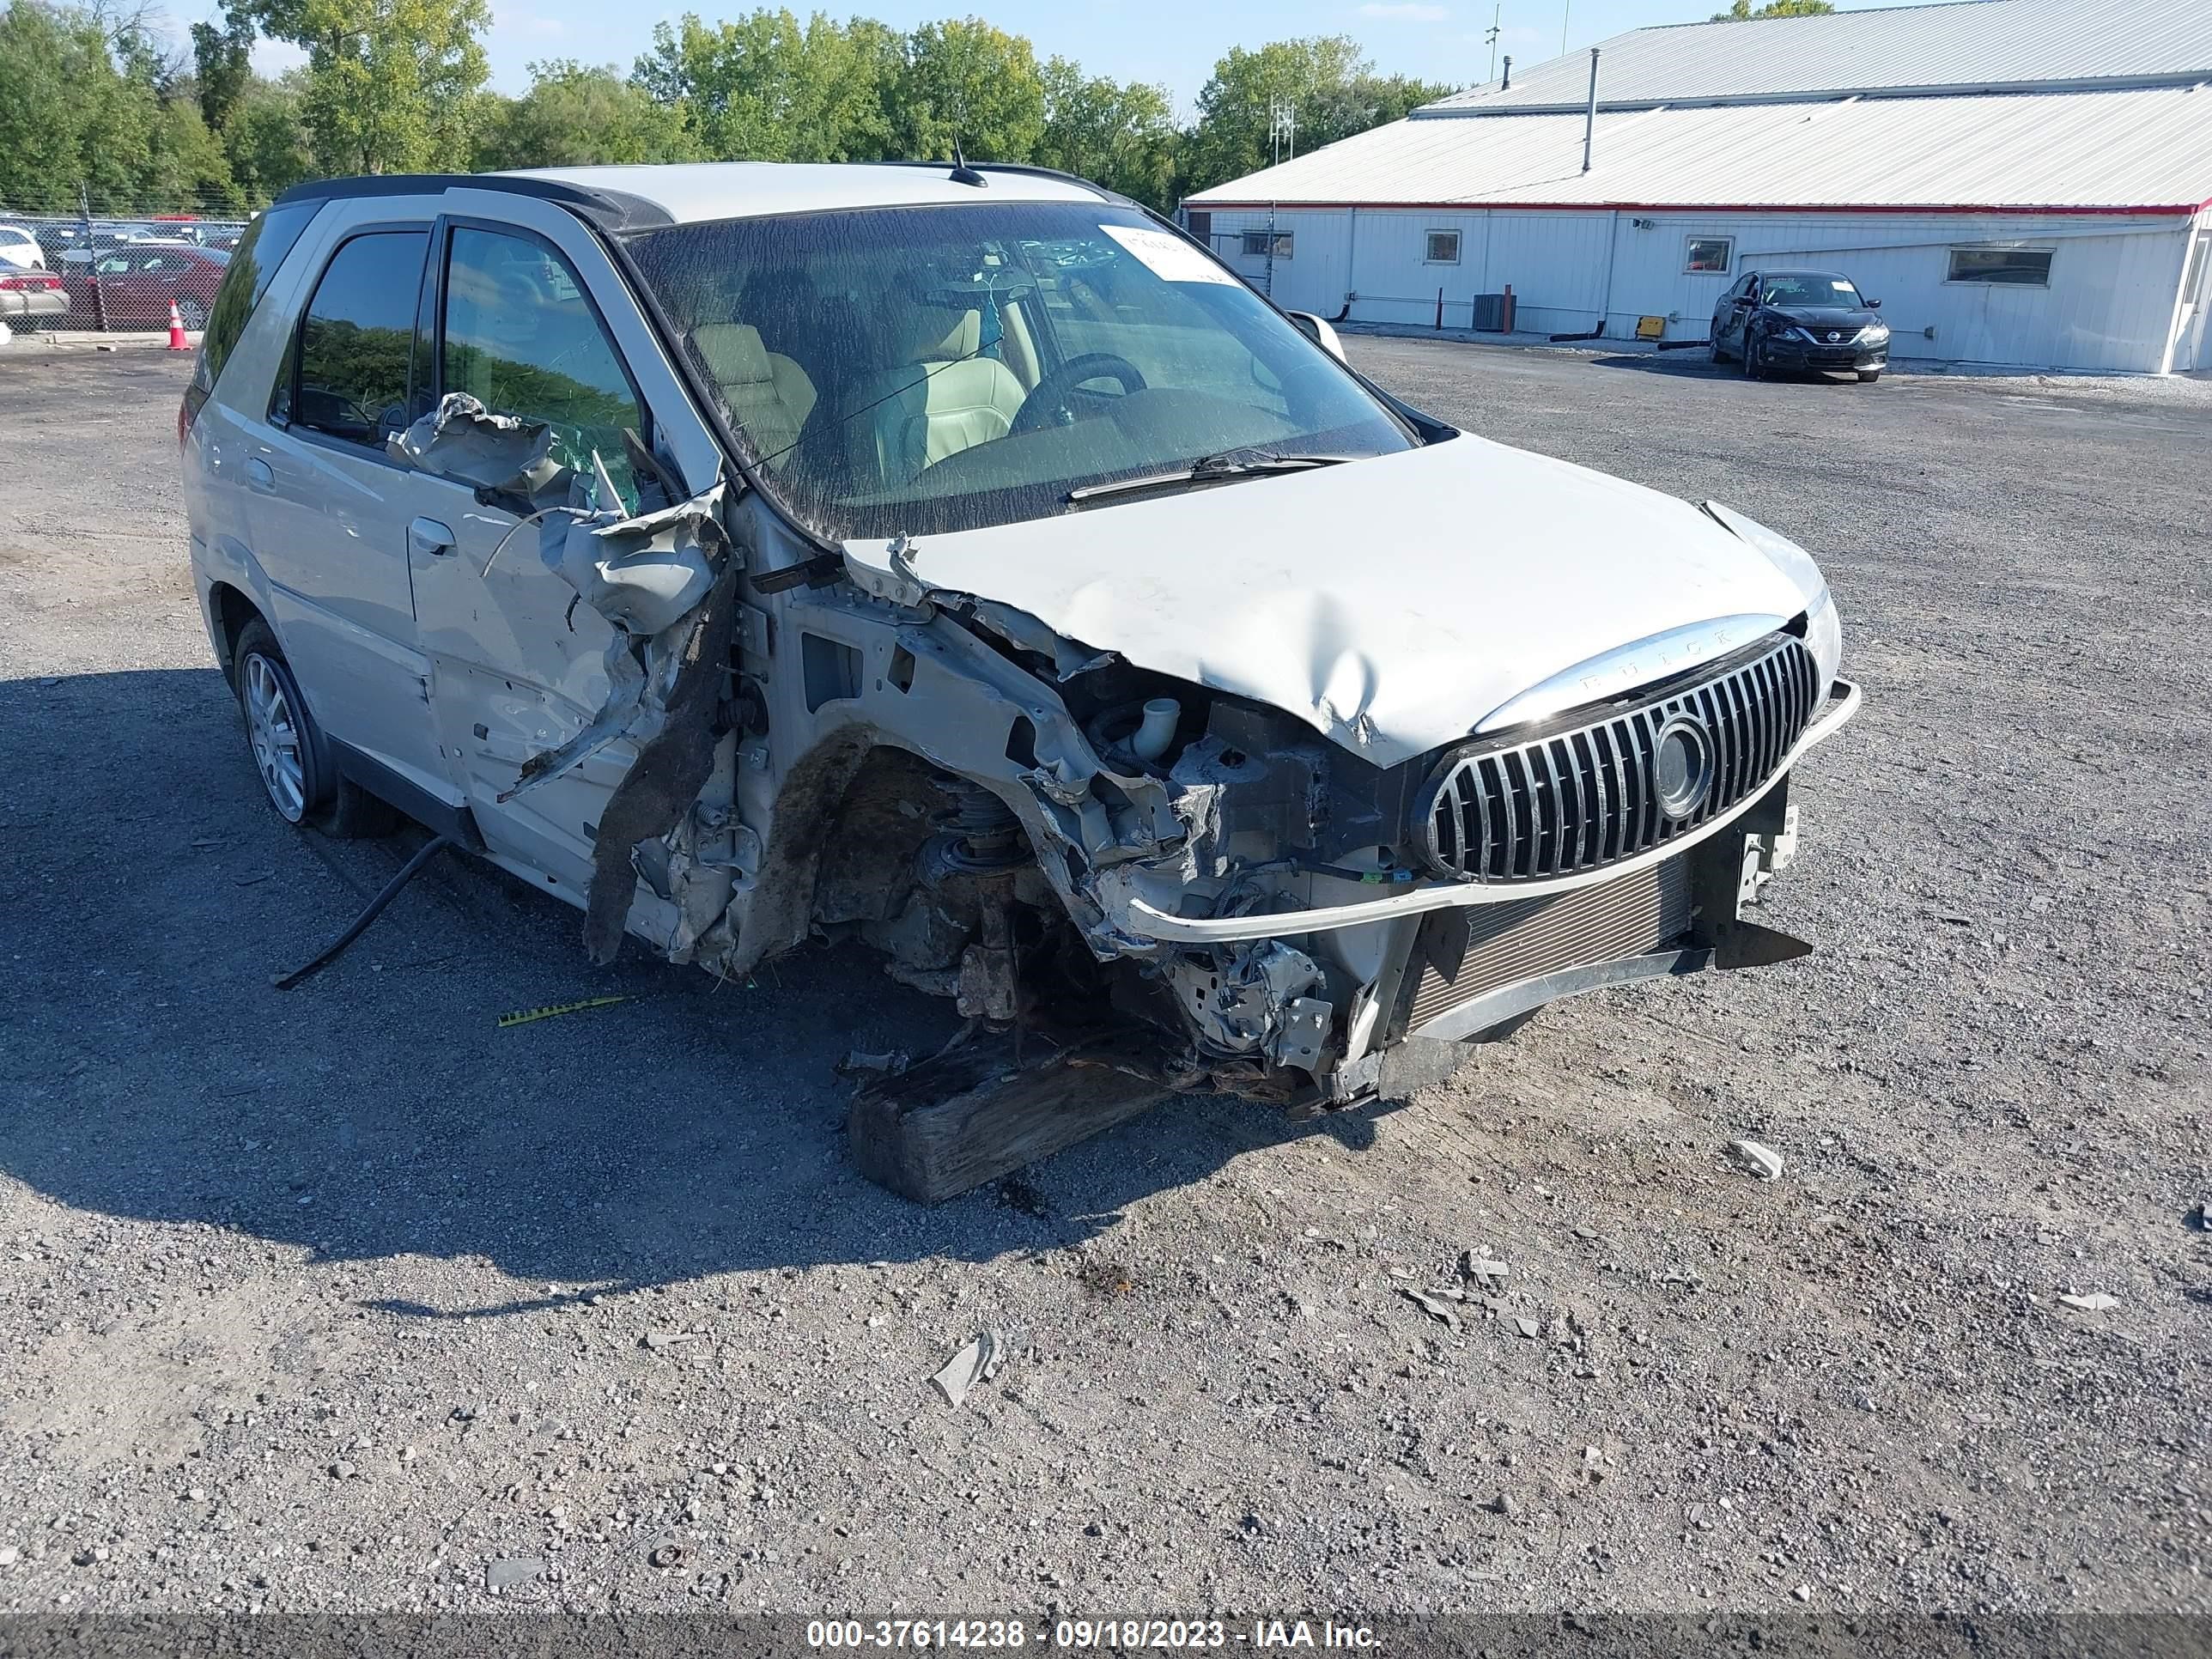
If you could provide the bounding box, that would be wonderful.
[243,221,456,810]
[404,194,720,887]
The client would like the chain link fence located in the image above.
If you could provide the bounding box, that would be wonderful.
[0,191,258,335]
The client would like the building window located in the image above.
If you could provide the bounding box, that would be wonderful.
[1685,236,1732,274]
[1948,246,2053,286]
[1425,230,1462,264]
[1240,230,1293,259]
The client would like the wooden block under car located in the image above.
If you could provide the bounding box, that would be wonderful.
[848,1033,1168,1204]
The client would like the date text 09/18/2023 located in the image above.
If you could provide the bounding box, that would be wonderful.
[805,1618,1382,1649]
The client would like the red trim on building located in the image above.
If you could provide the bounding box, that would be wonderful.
[1188,200,2197,218]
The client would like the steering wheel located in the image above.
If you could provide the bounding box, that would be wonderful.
[1009,353,1147,435]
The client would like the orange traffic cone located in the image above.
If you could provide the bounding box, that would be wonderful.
[167,299,191,351]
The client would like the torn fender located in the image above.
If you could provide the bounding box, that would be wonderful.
[505,475,734,802]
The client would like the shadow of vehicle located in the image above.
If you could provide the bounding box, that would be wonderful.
[0,666,1376,1315]
[1589,351,1886,387]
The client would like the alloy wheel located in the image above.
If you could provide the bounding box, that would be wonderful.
[243,652,307,822]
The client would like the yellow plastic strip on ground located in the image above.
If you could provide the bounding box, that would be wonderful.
[495,994,634,1029]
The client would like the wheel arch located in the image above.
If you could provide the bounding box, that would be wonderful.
[206,580,264,688]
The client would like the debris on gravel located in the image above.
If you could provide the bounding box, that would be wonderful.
[1399,1288,1462,1331]
[1727,1138,1786,1181]
[2057,1291,2120,1312]
[929,1328,1010,1407]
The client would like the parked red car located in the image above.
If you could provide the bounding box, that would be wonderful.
[65,241,229,330]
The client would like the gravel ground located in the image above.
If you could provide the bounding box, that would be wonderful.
[0,338,2207,1622]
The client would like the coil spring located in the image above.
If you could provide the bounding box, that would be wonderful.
[939,775,1028,871]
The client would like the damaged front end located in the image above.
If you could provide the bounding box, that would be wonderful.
[393,393,1858,1139]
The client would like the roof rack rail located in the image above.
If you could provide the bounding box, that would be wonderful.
[268,173,672,230]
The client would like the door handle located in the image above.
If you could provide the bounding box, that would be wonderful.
[408,517,456,558]
[246,457,275,493]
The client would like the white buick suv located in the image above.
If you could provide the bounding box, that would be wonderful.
[180,162,1858,1196]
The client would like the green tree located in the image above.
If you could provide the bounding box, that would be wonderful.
[1181,36,1447,197]
[1036,58,1176,209]
[1711,2,1835,18]
[149,98,246,210]
[0,0,173,211]
[634,9,899,162]
[475,60,697,168]
[245,0,490,174]
[895,16,1045,162]
[224,73,315,201]
[191,3,257,130]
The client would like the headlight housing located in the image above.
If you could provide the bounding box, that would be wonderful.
[1702,501,1843,685]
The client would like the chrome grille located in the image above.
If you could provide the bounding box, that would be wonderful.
[1407,854,1693,1029]
[1419,634,1819,883]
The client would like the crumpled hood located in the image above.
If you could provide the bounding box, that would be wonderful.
[843,434,1813,769]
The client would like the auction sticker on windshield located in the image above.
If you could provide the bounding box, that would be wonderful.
[1100,223,1239,286]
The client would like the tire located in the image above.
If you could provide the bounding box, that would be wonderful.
[176,296,207,331]
[232,617,397,838]
[1741,334,1764,380]
[1710,332,1729,365]
[1857,369,1881,383]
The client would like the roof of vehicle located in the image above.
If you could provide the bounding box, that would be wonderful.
[275,162,1122,230]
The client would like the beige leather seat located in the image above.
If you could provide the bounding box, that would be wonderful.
[690,322,817,469]
[842,309,1029,489]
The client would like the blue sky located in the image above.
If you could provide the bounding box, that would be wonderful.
[191,0,1901,112]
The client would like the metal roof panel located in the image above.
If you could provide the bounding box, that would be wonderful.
[1187,82,2212,212]
[1424,0,2212,114]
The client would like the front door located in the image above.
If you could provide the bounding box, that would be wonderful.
[404,218,671,889]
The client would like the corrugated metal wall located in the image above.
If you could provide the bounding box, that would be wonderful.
[1200,205,2197,373]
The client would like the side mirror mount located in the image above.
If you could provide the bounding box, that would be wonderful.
[1284,309,1347,362]
[1867,297,1881,309]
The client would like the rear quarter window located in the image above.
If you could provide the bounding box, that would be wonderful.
[192,203,320,405]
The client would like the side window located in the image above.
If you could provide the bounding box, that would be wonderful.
[441,226,645,511]
[194,200,318,403]
[279,230,428,449]
[1686,236,1732,274]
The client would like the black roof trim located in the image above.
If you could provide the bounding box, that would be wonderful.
[269,173,673,231]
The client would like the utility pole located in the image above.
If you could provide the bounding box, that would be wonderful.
[1486,3,1502,83]
[1268,100,1297,166]
[1560,1,1571,57]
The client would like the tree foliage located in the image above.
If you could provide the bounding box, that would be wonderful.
[0,2,1456,217]
[1183,36,1453,196]
[244,0,491,175]
[1711,1,1836,18]
[632,9,902,162]
[474,60,697,169]
[1036,58,1177,209]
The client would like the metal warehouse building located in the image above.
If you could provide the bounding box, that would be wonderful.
[1182,0,2212,374]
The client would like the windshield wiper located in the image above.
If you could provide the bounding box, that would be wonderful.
[1065,449,1358,505]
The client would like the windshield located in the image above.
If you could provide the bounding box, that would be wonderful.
[622,202,1413,539]
[1761,273,1862,308]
